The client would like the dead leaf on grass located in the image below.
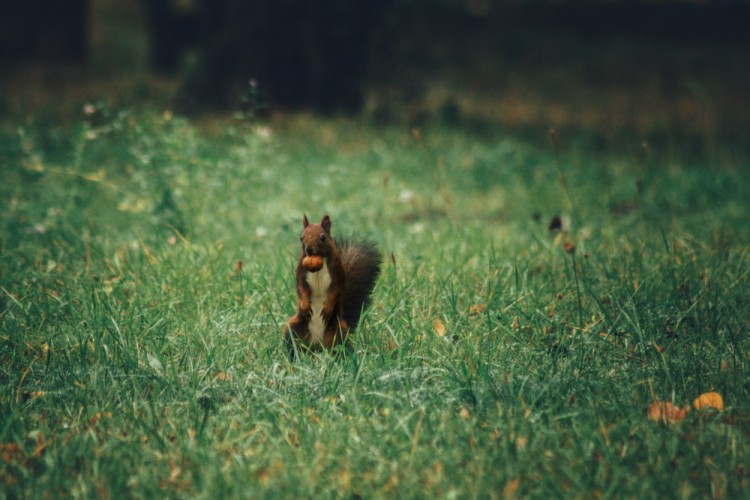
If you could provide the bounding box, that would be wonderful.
[433,319,446,337]
[503,477,521,498]
[469,304,485,316]
[647,401,690,424]
[693,392,724,411]
[515,435,528,450]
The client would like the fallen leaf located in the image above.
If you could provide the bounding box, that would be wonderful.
[515,435,528,450]
[469,304,485,316]
[385,474,399,492]
[256,467,270,485]
[647,400,690,424]
[82,169,105,182]
[213,371,233,382]
[503,477,521,498]
[433,319,446,337]
[27,391,45,400]
[339,468,351,490]
[693,392,724,411]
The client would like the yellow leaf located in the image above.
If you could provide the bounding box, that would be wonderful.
[693,392,723,411]
[82,169,105,182]
[433,319,446,337]
[22,161,45,172]
[28,391,45,400]
[339,468,351,490]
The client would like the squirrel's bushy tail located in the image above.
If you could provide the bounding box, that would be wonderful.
[336,238,381,329]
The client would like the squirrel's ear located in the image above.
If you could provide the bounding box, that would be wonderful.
[321,215,332,233]
[303,213,309,228]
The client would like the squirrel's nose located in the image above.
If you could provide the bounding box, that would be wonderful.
[305,246,314,256]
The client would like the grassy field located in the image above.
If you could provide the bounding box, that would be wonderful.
[1,101,749,498]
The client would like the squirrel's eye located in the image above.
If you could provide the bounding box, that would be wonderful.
[299,236,303,241]
[320,234,326,242]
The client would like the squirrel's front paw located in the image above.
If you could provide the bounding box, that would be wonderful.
[299,299,312,319]
[321,303,334,323]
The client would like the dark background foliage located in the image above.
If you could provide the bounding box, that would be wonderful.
[2,0,749,118]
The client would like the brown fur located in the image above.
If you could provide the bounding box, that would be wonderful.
[284,214,380,359]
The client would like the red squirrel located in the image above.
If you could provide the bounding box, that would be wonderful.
[284,214,381,358]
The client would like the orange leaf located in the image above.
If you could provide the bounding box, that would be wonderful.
[503,477,521,498]
[515,435,528,450]
[213,371,233,382]
[433,319,446,337]
[693,392,724,411]
[647,400,690,424]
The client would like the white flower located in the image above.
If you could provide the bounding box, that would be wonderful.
[399,189,415,203]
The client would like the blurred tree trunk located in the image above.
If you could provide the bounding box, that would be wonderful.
[0,0,88,62]
[173,0,379,114]
[141,0,200,74]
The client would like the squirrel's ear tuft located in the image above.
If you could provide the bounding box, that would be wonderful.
[303,213,309,228]
[321,215,332,233]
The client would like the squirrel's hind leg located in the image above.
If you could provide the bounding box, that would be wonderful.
[322,318,350,350]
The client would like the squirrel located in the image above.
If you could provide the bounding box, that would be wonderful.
[284,214,381,359]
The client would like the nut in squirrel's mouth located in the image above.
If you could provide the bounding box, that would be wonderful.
[302,255,324,272]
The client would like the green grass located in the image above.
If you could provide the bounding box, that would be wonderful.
[1,105,749,498]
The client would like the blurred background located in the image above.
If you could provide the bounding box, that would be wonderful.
[1,0,749,140]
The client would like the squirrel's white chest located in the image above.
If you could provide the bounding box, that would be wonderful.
[306,261,331,344]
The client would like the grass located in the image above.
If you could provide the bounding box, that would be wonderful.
[1,102,749,498]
